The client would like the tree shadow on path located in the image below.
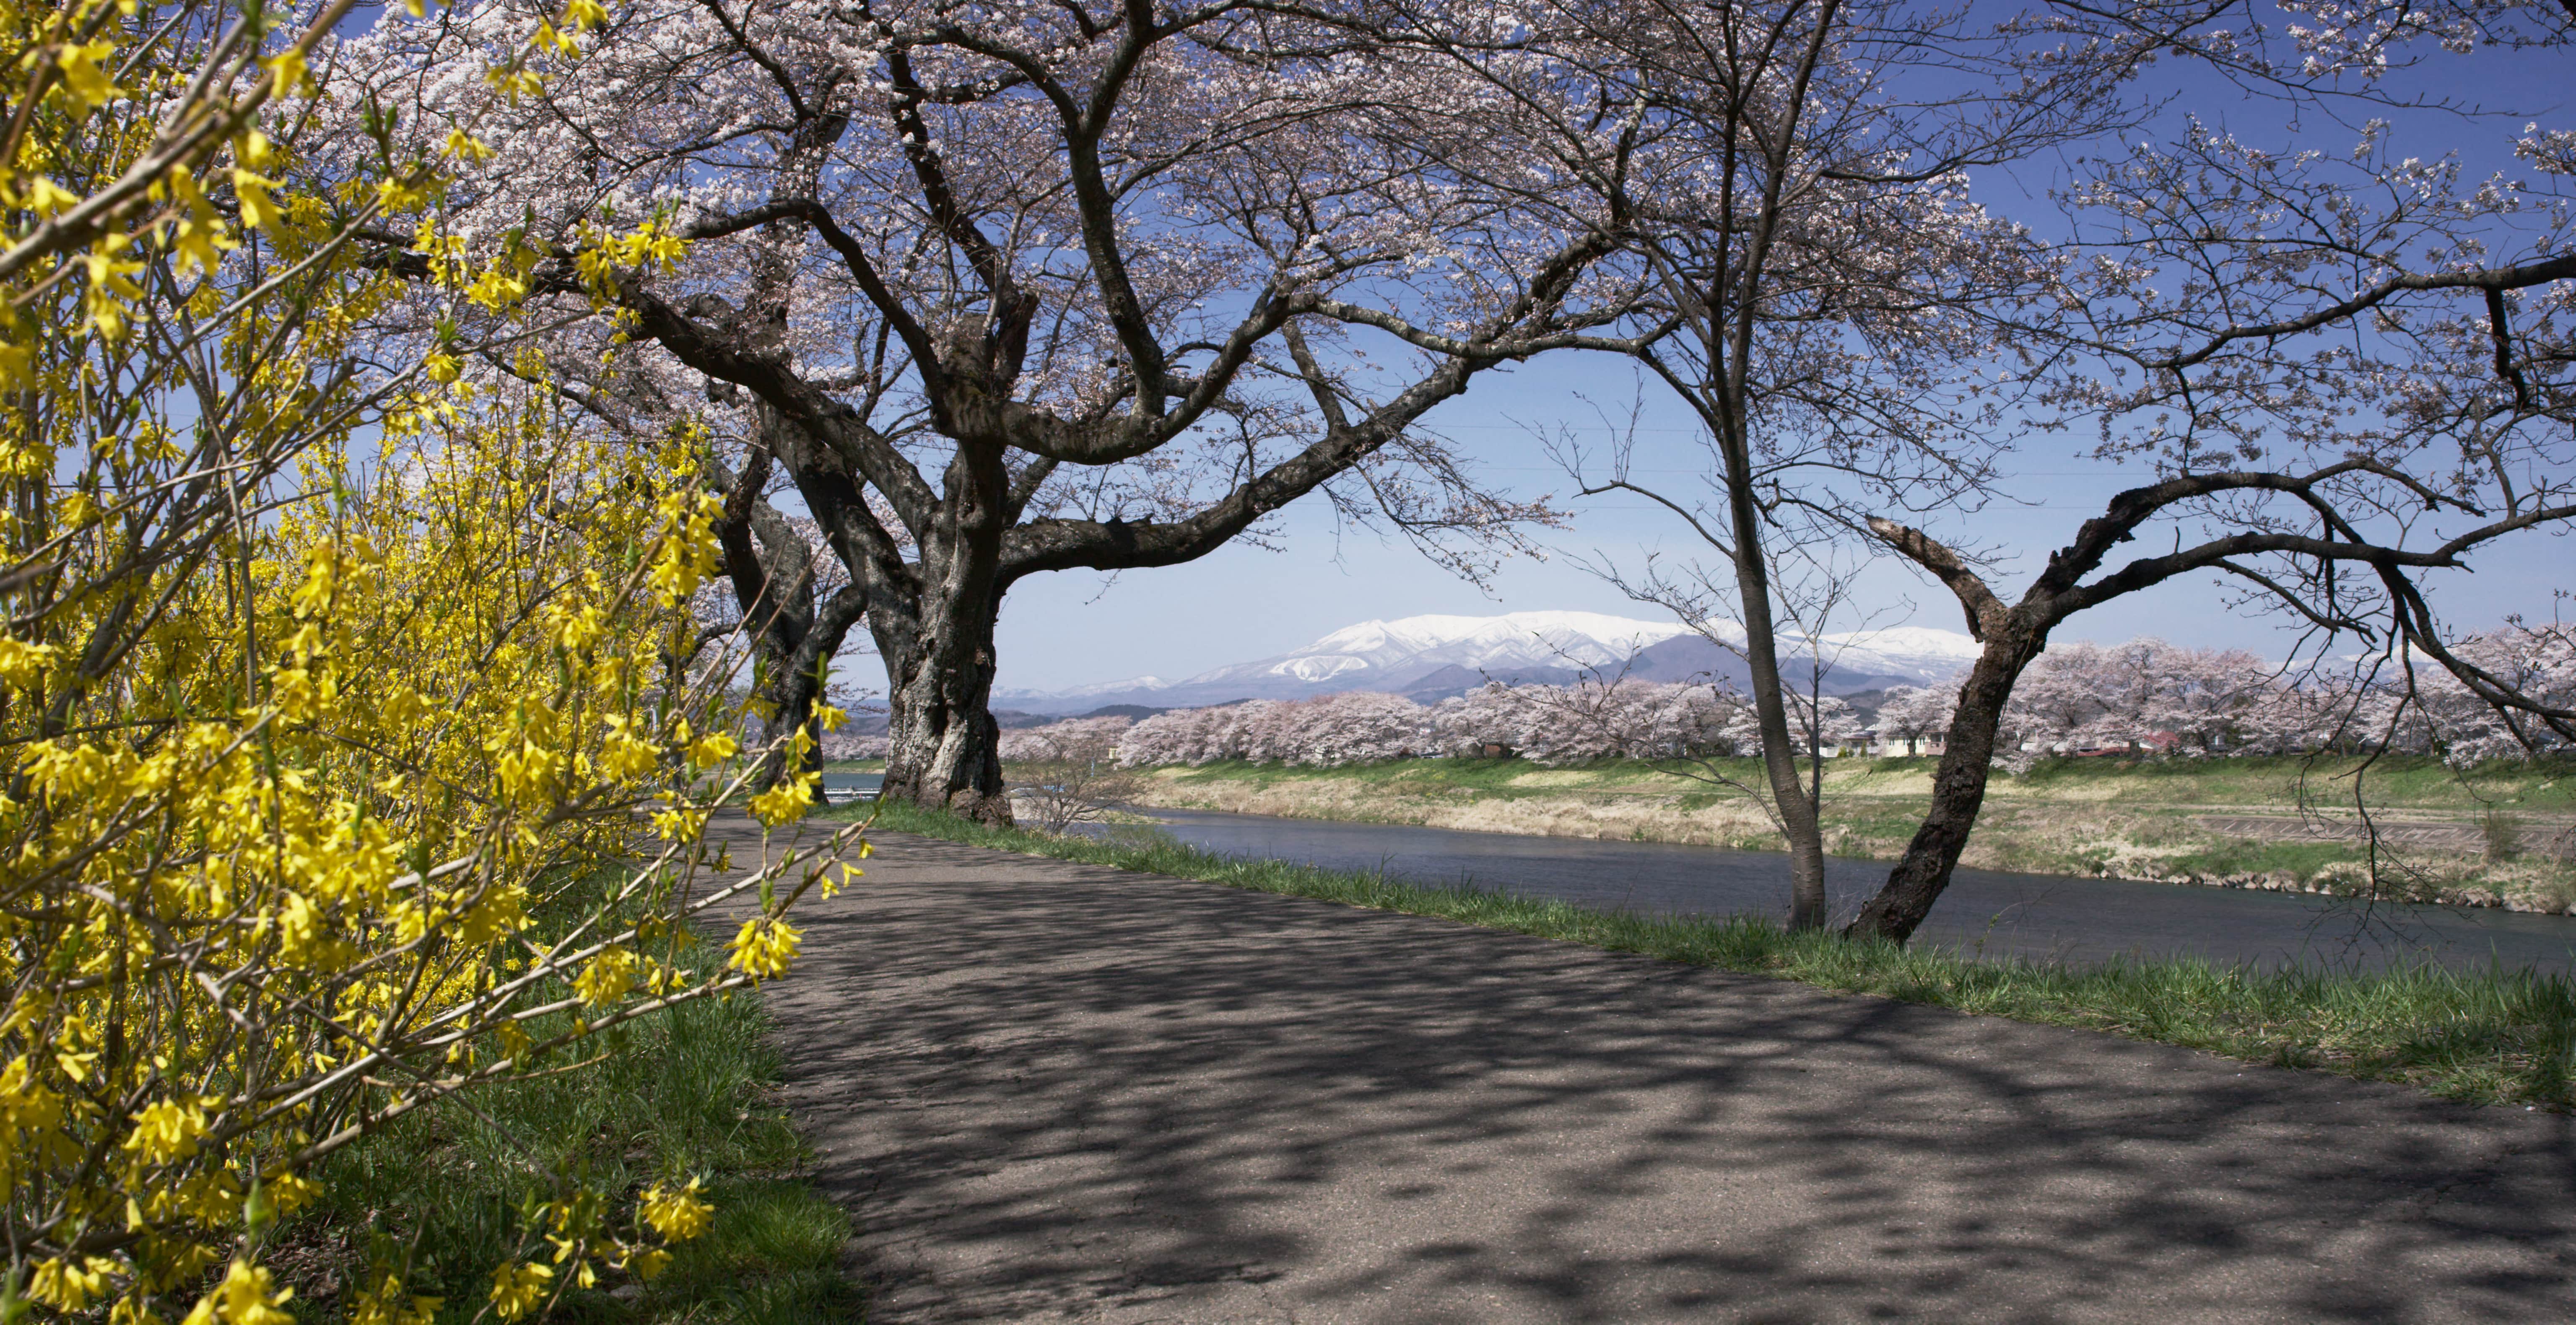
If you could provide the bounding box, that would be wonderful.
[743,827,2576,1324]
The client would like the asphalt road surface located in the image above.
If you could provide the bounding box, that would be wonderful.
[737,822,2576,1323]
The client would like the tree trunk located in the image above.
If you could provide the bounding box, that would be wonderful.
[711,437,868,792]
[1709,410,1831,929]
[1845,617,2049,943]
[1732,547,1832,930]
[747,586,866,791]
[873,585,1013,826]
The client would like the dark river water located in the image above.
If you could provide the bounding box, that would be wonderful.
[823,771,2576,972]
[1088,806,2576,975]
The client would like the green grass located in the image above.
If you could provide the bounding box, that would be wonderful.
[833,798,2576,1109]
[278,933,860,1324]
[2005,752,2576,809]
[2160,839,2376,882]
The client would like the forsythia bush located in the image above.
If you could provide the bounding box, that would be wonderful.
[0,0,852,1320]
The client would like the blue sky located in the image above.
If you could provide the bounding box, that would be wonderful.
[329,1,2569,698]
[987,28,2574,694]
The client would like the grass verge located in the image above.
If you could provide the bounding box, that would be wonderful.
[835,798,2576,1109]
[278,931,860,1324]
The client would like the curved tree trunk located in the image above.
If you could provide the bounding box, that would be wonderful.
[711,433,869,792]
[750,585,867,790]
[1845,614,2051,943]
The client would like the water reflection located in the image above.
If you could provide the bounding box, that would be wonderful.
[821,772,883,803]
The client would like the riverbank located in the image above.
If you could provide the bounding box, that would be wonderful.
[830,799,2576,1107]
[1104,754,2576,913]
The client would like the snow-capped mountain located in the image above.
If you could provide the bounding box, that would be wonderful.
[995,611,1978,713]
[1811,626,1987,685]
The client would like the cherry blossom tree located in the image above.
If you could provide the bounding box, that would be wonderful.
[1508,0,2156,926]
[1000,715,1136,764]
[1433,678,1751,765]
[331,0,1654,823]
[999,715,1140,829]
[1254,691,1435,766]
[1113,691,1437,767]
[1103,628,2564,774]
[2366,626,2576,765]
[2142,644,2277,753]
[1117,702,1271,766]
[1872,686,1956,756]
[1827,0,2576,941]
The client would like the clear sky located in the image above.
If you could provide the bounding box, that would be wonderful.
[991,359,2553,692]
[984,29,2574,696]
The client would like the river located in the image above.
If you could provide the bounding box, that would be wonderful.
[824,772,2576,972]
[1095,806,2576,975]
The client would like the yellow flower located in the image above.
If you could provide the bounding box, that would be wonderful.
[181,1260,294,1325]
[602,717,660,781]
[573,946,638,1007]
[0,635,56,690]
[233,169,284,230]
[747,773,815,827]
[487,1261,552,1322]
[83,235,148,338]
[56,41,121,112]
[122,1098,209,1165]
[726,917,800,981]
[348,1272,441,1325]
[263,47,310,98]
[639,1179,713,1241]
[25,174,80,217]
[29,1256,119,1311]
[685,730,737,769]
[532,20,580,55]
[651,806,707,842]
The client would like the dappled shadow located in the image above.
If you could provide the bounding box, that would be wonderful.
[733,821,2576,1323]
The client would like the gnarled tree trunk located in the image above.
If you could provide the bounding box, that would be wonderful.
[870,577,1014,825]
[711,426,869,792]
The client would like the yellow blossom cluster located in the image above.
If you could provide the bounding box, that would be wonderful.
[0,0,867,1317]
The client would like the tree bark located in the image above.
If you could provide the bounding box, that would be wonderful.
[862,425,1020,826]
[1718,455,1832,929]
[872,587,1012,824]
[1844,616,2050,943]
[710,431,869,792]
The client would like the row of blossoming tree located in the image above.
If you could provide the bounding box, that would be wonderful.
[0,0,857,1320]
[953,629,2575,773]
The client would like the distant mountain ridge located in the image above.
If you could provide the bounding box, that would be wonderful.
[993,611,1980,713]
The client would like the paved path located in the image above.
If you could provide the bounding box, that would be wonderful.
[745,826,2576,1323]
